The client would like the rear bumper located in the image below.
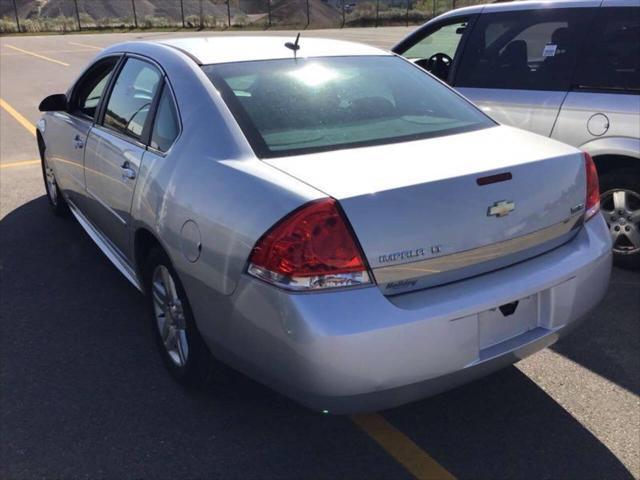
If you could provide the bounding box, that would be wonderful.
[197,215,612,414]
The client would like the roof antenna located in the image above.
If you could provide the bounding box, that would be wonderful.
[285,33,301,58]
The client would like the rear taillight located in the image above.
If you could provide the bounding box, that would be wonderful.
[584,152,600,220]
[247,198,371,291]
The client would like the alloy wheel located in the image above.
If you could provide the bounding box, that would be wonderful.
[152,265,189,367]
[601,188,640,256]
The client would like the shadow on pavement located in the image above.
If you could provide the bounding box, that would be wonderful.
[0,196,634,479]
[549,268,640,396]
[385,367,634,479]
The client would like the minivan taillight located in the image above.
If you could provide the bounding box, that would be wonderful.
[584,152,600,221]
[247,198,371,290]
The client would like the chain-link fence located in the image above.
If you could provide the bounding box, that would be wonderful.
[0,0,484,33]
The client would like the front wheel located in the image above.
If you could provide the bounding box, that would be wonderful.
[600,169,640,270]
[144,247,214,387]
[41,153,68,216]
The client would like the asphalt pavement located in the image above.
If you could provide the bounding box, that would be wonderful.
[1,28,638,479]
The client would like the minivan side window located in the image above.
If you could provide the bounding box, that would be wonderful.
[103,58,162,141]
[455,9,593,91]
[150,85,180,153]
[573,7,640,92]
[72,57,119,119]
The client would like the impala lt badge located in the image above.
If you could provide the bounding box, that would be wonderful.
[488,200,515,217]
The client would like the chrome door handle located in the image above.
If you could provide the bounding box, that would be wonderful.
[121,162,136,180]
[73,134,84,149]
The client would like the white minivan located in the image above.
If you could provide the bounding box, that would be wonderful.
[394,0,640,268]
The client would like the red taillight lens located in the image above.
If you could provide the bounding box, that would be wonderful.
[584,152,600,220]
[247,198,370,290]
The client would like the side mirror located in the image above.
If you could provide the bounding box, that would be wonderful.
[39,94,68,112]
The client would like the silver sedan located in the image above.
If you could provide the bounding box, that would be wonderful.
[37,36,612,413]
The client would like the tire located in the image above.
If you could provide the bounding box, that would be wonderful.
[599,169,640,270]
[143,247,214,387]
[41,151,68,217]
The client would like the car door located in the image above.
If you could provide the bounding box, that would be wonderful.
[451,7,596,137]
[392,14,477,84]
[551,4,640,151]
[83,56,163,261]
[133,81,182,232]
[43,56,120,204]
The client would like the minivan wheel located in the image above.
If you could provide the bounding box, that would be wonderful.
[599,170,640,270]
[41,154,68,216]
[144,247,214,386]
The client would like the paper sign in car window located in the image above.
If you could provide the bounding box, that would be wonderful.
[542,44,557,57]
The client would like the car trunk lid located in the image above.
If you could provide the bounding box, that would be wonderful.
[264,126,586,294]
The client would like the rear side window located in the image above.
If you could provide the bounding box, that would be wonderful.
[150,86,180,152]
[456,8,593,91]
[573,7,640,92]
[103,58,162,140]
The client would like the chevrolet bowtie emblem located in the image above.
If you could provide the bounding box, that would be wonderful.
[488,200,515,217]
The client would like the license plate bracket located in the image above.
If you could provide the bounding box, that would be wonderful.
[478,294,538,349]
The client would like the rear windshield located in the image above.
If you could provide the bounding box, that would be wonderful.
[203,56,494,158]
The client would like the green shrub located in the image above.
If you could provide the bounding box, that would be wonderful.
[0,16,19,33]
[142,16,178,28]
[346,6,430,27]
[11,16,78,33]
[0,0,484,33]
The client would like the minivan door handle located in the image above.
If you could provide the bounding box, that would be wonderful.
[73,134,84,149]
[121,161,136,180]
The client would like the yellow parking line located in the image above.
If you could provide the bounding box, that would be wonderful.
[0,160,40,169]
[2,48,99,56]
[351,414,456,480]
[4,44,69,66]
[0,98,36,137]
[68,41,102,51]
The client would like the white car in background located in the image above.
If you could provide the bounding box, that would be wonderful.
[394,0,640,268]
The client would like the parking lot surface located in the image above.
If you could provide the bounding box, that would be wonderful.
[1,29,639,480]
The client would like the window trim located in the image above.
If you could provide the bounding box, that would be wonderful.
[97,54,164,146]
[68,54,123,123]
[572,84,640,94]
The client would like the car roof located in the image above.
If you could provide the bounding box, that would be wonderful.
[155,36,391,65]
[437,0,637,19]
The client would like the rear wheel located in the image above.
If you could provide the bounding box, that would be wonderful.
[41,152,68,216]
[144,247,213,387]
[600,169,640,270]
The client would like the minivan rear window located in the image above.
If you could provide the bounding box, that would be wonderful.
[203,56,494,158]
[456,8,594,91]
